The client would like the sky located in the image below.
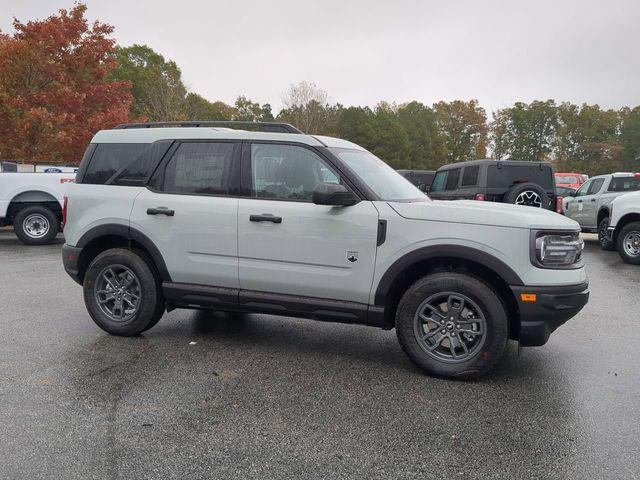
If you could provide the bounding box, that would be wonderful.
[1,0,639,115]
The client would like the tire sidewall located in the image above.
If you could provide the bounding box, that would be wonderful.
[14,206,59,245]
[617,222,640,265]
[396,273,509,379]
[83,248,161,336]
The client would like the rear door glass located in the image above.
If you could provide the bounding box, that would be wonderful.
[444,168,461,190]
[461,166,479,186]
[607,177,640,192]
[487,164,553,189]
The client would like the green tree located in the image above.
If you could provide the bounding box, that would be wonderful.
[108,44,186,121]
[396,101,446,169]
[433,100,488,162]
[620,107,640,172]
[233,95,273,121]
[184,93,234,121]
[491,100,558,162]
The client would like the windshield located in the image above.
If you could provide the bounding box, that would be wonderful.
[556,175,580,184]
[331,148,427,202]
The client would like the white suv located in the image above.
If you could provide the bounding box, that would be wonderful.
[62,121,589,379]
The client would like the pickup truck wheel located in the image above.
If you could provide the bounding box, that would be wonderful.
[396,273,508,380]
[13,206,59,245]
[598,217,615,251]
[617,222,640,265]
[83,248,165,336]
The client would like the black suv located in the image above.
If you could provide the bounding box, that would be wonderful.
[396,169,435,192]
[429,159,560,212]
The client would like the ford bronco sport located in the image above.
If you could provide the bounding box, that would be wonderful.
[62,121,589,379]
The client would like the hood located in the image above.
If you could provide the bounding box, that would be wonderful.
[389,200,580,231]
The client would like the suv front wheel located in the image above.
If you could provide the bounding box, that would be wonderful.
[395,273,508,380]
[83,248,165,335]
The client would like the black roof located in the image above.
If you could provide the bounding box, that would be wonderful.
[436,159,553,172]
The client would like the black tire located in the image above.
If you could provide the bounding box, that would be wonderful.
[598,217,615,251]
[83,248,165,336]
[616,221,640,265]
[395,273,509,380]
[13,205,59,245]
[503,182,549,209]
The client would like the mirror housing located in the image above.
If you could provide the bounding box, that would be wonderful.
[313,183,359,206]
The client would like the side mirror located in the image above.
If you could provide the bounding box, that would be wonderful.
[313,183,359,206]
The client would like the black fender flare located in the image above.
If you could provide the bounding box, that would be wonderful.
[373,245,524,306]
[76,224,172,282]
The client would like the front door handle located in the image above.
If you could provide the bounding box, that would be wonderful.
[250,214,282,224]
[577,200,583,203]
[147,207,175,216]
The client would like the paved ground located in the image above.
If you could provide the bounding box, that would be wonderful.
[0,230,638,479]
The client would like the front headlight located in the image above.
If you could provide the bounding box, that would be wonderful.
[531,231,584,269]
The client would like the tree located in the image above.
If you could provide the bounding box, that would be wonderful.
[0,4,132,164]
[433,100,488,162]
[108,44,186,121]
[491,100,558,162]
[279,81,330,133]
[620,107,640,172]
[184,93,235,121]
[233,95,273,122]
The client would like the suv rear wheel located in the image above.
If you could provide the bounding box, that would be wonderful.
[13,205,59,245]
[395,273,508,380]
[83,248,165,335]
[617,221,640,265]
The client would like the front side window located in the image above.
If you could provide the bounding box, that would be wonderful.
[587,178,604,195]
[430,171,447,193]
[163,142,236,195]
[574,180,592,197]
[251,144,339,201]
[330,148,426,202]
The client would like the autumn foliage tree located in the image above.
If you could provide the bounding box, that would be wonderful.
[0,4,132,164]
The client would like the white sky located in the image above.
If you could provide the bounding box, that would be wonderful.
[2,0,639,115]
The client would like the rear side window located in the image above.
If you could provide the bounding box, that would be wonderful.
[163,142,236,195]
[445,168,461,190]
[487,164,553,189]
[461,166,479,186]
[82,143,147,185]
[587,178,604,195]
[607,177,640,192]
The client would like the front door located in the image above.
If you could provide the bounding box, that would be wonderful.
[237,142,379,304]
[130,141,241,287]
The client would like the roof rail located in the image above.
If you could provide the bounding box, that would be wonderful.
[114,121,303,134]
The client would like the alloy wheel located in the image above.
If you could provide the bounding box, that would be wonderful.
[514,191,543,208]
[413,292,488,363]
[94,265,141,322]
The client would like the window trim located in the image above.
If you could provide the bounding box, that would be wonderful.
[147,139,242,198]
[239,140,364,203]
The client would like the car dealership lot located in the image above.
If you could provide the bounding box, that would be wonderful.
[1,231,639,479]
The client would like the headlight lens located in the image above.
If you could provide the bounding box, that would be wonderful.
[533,231,584,268]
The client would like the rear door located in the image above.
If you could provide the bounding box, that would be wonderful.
[130,140,241,287]
[237,142,379,304]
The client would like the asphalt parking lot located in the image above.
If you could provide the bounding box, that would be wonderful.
[1,230,639,479]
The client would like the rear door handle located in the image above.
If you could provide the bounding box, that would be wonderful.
[590,199,596,202]
[147,207,175,216]
[577,200,583,203]
[250,214,282,224]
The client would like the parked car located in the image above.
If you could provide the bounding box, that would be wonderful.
[396,169,435,192]
[62,121,588,380]
[605,191,640,264]
[555,172,586,190]
[564,172,640,249]
[429,159,561,212]
[0,171,76,244]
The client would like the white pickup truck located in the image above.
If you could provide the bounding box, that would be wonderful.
[0,173,75,245]
[606,191,640,264]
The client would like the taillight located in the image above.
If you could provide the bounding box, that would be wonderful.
[474,193,485,201]
[61,196,68,230]
[555,196,563,214]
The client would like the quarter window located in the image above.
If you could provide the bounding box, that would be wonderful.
[461,166,479,186]
[163,142,236,195]
[82,143,147,185]
[250,144,339,201]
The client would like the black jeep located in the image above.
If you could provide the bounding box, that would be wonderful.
[428,159,560,212]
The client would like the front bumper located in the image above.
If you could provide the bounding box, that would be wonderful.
[510,281,589,346]
[62,244,83,285]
